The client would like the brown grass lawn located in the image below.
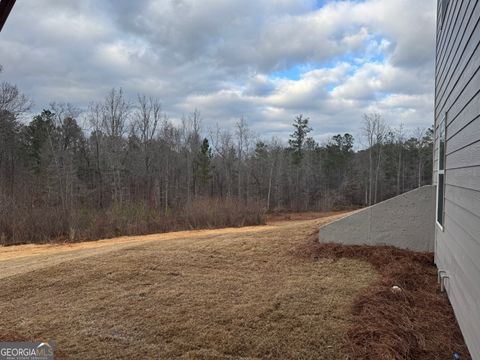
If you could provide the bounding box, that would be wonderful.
[0,212,377,359]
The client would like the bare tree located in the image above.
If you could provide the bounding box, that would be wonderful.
[0,82,32,115]
[87,102,105,206]
[135,95,160,145]
[45,103,83,212]
[49,102,82,126]
[362,114,374,206]
[394,123,406,195]
[188,109,202,197]
[101,88,130,138]
[235,117,250,200]
[209,123,235,198]
[134,95,162,200]
[159,115,176,214]
[362,113,387,205]
[413,127,430,188]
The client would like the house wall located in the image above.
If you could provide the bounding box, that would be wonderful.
[434,0,480,358]
[318,186,435,252]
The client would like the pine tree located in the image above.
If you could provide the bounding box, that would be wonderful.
[288,114,312,165]
[195,138,213,187]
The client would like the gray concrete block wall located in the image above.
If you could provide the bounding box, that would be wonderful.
[319,185,435,252]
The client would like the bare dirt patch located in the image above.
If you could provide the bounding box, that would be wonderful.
[296,235,471,360]
[266,210,352,223]
[0,225,278,276]
[0,213,377,359]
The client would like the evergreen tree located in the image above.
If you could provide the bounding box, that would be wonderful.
[288,114,312,165]
[195,138,213,187]
[22,110,56,173]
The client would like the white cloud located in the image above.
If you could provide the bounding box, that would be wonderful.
[0,0,436,143]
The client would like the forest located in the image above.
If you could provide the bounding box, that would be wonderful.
[0,82,433,244]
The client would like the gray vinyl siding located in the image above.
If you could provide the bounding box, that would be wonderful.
[434,0,480,358]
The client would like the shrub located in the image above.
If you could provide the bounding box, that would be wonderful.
[0,197,266,245]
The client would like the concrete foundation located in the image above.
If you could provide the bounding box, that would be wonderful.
[319,185,435,252]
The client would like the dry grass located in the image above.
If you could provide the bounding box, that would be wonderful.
[0,213,377,359]
[266,210,352,223]
[296,237,471,360]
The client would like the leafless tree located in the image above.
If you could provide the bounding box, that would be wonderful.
[135,95,161,145]
[412,127,430,188]
[394,123,406,195]
[362,112,387,205]
[101,88,130,138]
[0,82,32,115]
[235,117,251,200]
[0,83,435,244]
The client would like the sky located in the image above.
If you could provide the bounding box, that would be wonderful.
[0,0,437,143]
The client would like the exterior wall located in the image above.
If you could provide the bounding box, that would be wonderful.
[319,186,435,252]
[434,0,480,358]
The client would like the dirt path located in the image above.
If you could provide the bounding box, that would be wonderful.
[0,213,347,280]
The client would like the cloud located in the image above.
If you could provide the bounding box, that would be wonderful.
[0,0,436,143]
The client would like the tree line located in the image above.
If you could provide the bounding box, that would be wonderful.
[0,80,433,244]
